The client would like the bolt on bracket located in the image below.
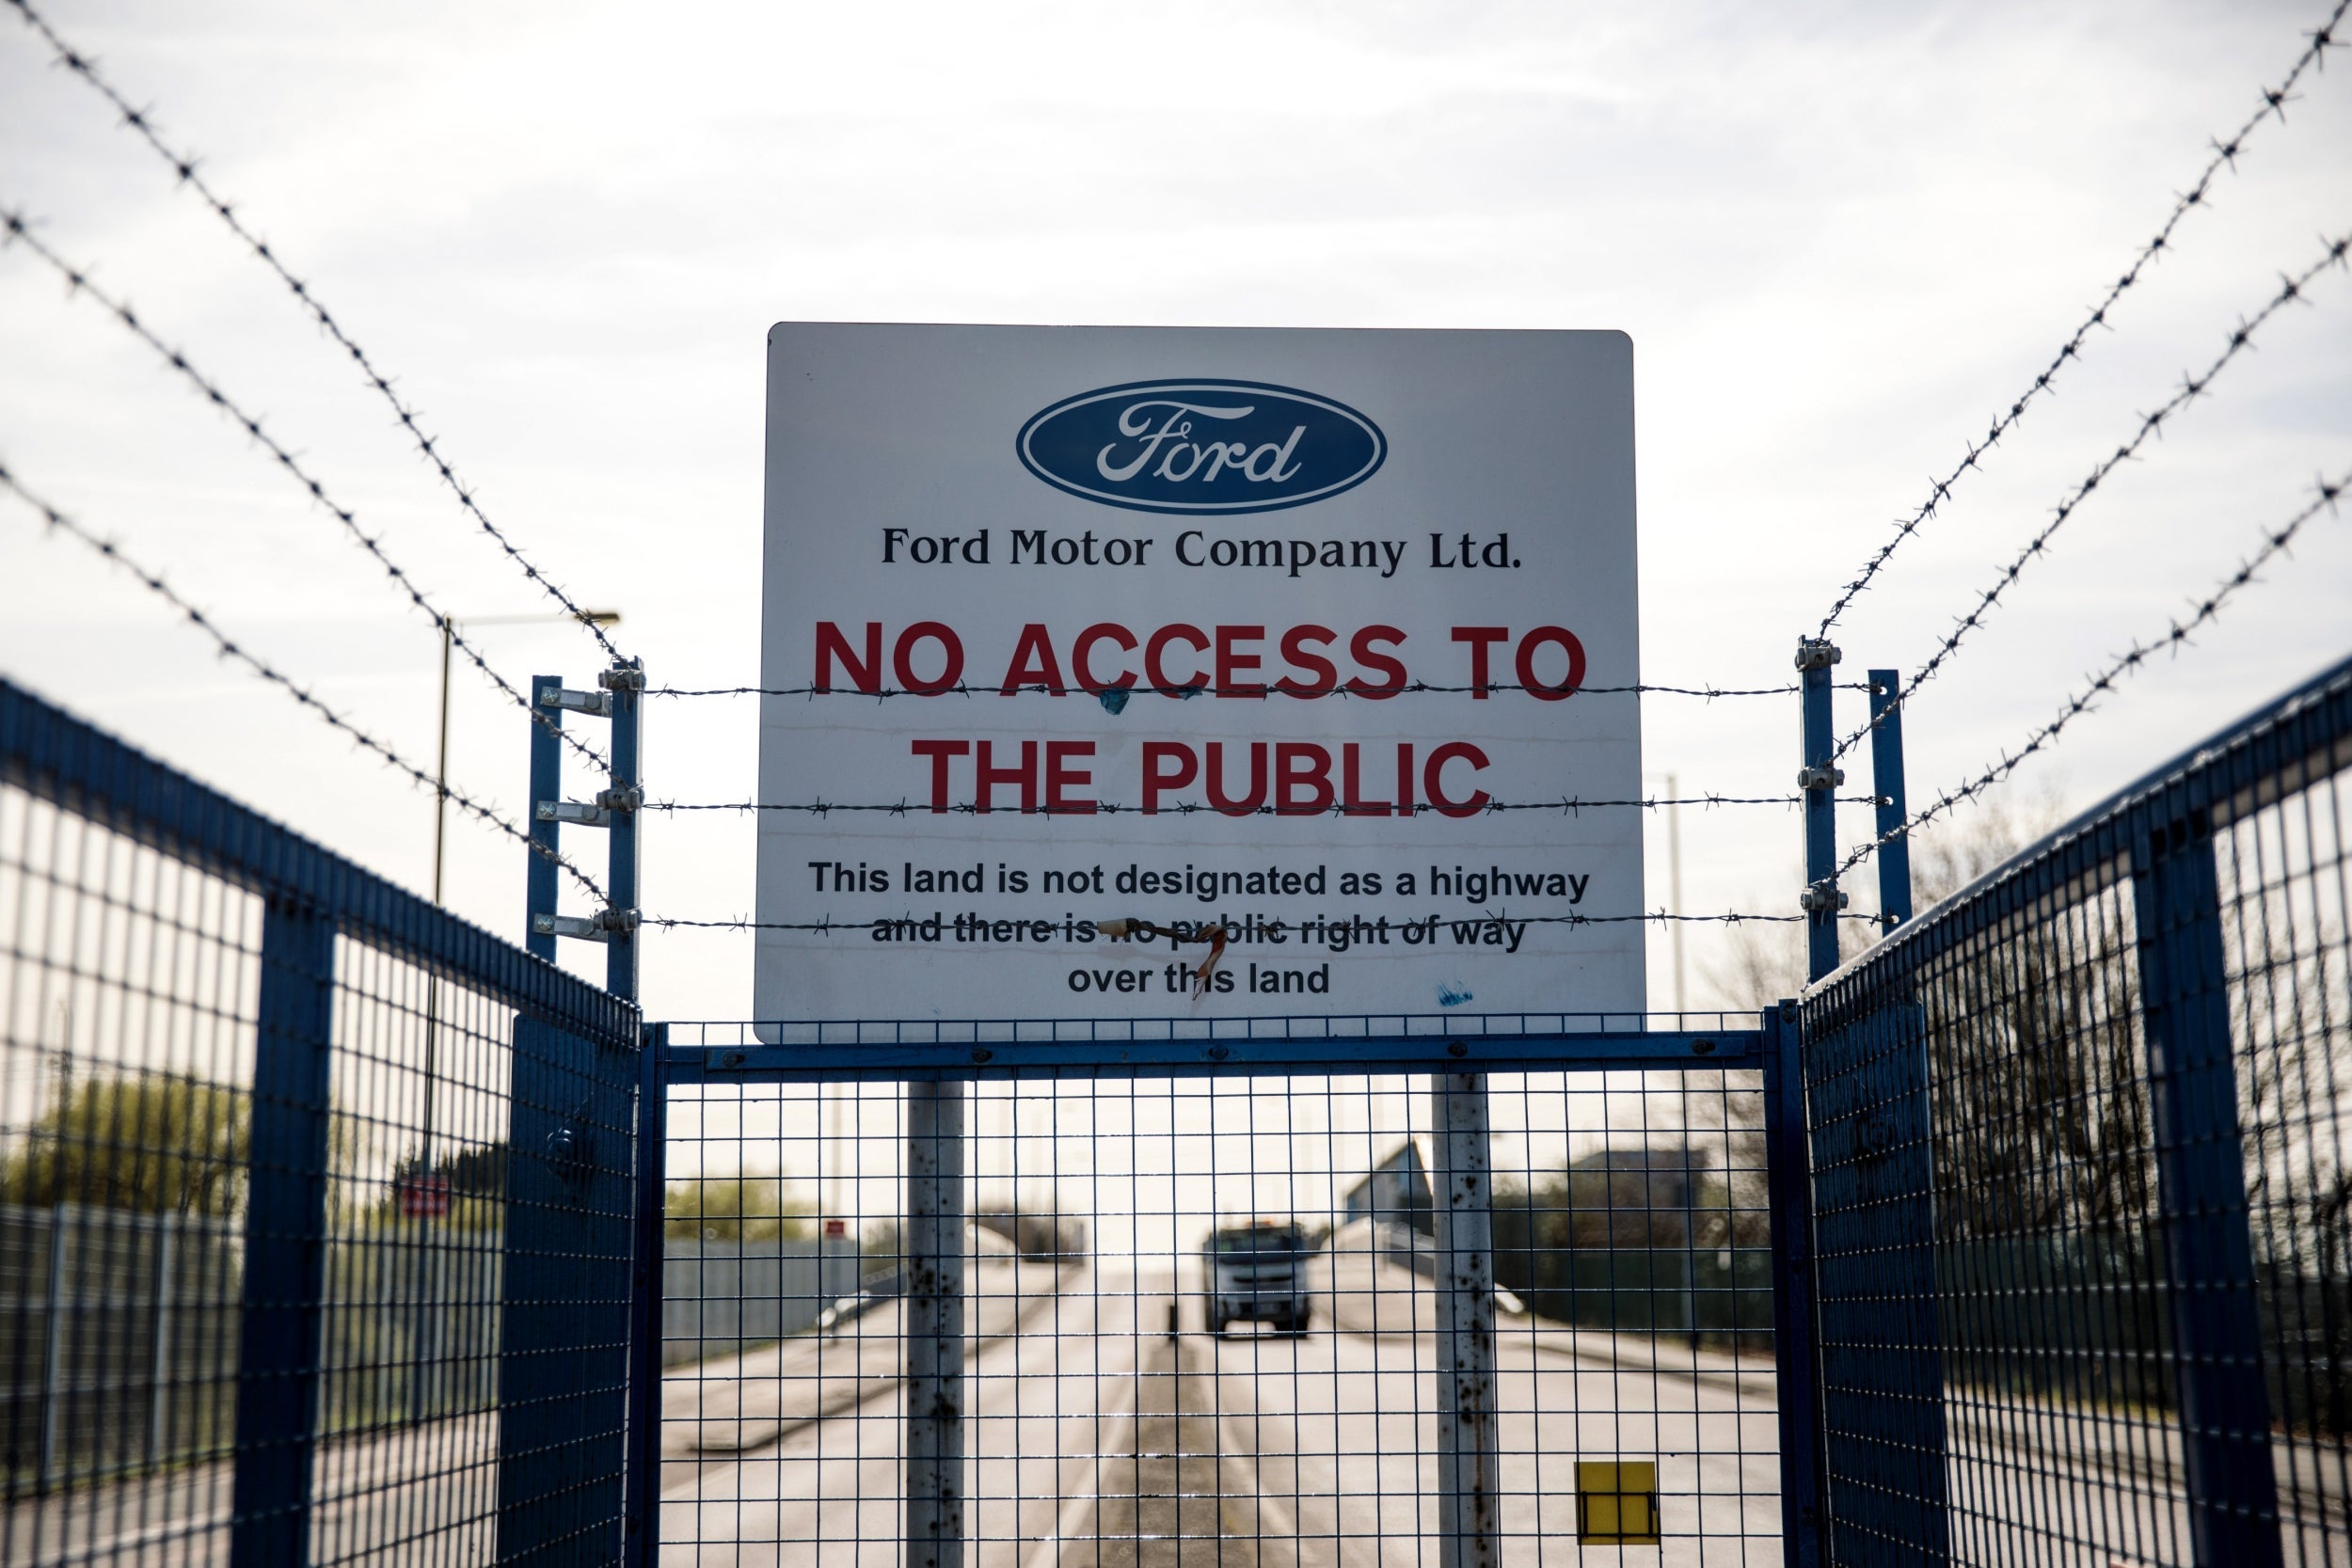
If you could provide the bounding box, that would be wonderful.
[537,799,611,828]
[537,684,614,718]
[1796,765,1846,792]
[532,907,641,942]
[1798,882,1849,914]
[1794,638,1842,673]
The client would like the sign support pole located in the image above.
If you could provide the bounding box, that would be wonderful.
[905,1080,965,1568]
[1433,1070,1500,1568]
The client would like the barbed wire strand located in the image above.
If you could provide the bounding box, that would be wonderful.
[650,680,1878,702]
[644,910,1881,935]
[0,210,612,775]
[645,792,1891,817]
[0,460,610,903]
[2,0,628,670]
[1815,0,2348,635]
[1835,462,2348,882]
[1834,227,2352,764]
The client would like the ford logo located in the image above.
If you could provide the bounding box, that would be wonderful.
[1016,380,1386,515]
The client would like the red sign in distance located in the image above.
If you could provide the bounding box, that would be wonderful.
[823,1218,848,1239]
[399,1173,452,1220]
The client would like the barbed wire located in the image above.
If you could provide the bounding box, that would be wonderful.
[645,792,1891,817]
[660,793,1889,815]
[2,0,628,670]
[649,679,1876,702]
[1816,0,2348,635]
[644,909,1877,934]
[0,210,612,776]
[1833,227,2352,764]
[1834,461,2348,882]
[0,459,610,903]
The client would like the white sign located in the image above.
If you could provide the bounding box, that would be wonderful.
[754,325,1643,1022]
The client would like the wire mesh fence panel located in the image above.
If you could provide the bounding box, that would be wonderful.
[2220,764,2352,1562]
[0,678,642,1568]
[1802,651,2352,1568]
[0,780,262,1564]
[650,1029,1785,1565]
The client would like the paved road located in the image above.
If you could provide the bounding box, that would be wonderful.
[660,1237,1788,1566]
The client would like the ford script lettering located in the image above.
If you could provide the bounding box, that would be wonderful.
[1017,380,1386,515]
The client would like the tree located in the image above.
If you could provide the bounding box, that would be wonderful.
[0,1071,247,1214]
[663,1174,814,1243]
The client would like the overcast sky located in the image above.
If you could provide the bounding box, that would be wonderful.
[2,0,2346,1022]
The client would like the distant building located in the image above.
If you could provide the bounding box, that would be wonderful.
[1342,1140,1433,1232]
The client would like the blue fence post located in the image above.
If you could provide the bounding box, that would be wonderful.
[604,660,643,1003]
[229,898,336,1568]
[494,1016,637,1563]
[1804,996,1951,1563]
[2132,811,2283,1568]
[1763,1001,1823,1568]
[1798,639,1843,981]
[527,675,563,961]
[622,1023,670,1568]
[1867,670,1913,931]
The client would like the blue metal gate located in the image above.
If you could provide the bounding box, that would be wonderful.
[1797,652,2352,1566]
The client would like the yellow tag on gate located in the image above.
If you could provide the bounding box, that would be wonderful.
[1576,1461,1661,1544]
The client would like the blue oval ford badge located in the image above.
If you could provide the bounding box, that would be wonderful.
[1016,380,1385,515]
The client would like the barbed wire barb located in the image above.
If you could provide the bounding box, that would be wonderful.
[0,460,609,903]
[3,0,628,667]
[1815,0,2347,634]
[0,209,612,777]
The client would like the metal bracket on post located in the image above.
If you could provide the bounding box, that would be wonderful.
[526,666,643,990]
[1433,1071,1501,1568]
[537,684,614,718]
[1867,670,1914,931]
[532,908,639,943]
[1763,1001,1824,1568]
[603,659,644,1003]
[1796,638,1841,982]
[905,1080,966,1568]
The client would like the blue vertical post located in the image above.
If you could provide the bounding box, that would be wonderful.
[605,661,643,1002]
[1763,1002,1822,1568]
[2132,812,2282,1568]
[528,676,563,961]
[1867,670,1913,932]
[1805,998,1951,1560]
[1798,639,1842,981]
[622,1024,669,1568]
[495,1018,635,1563]
[230,899,335,1568]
